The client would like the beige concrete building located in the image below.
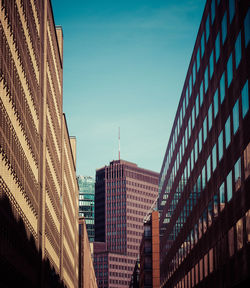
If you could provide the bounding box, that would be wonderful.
[0,0,78,287]
[79,218,98,288]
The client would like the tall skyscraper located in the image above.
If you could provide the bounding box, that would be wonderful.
[78,175,95,242]
[0,1,79,287]
[158,1,250,287]
[94,159,159,287]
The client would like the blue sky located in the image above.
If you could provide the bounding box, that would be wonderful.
[51,0,205,177]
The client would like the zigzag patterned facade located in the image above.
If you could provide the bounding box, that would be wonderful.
[0,1,78,287]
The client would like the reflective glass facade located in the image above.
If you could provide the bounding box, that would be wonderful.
[78,175,95,242]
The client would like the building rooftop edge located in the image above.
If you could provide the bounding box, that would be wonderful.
[96,159,159,176]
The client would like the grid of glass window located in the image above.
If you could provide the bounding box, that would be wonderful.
[159,6,250,284]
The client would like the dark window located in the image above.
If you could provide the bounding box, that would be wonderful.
[245,9,250,47]
[212,143,217,172]
[220,72,225,103]
[215,32,220,62]
[200,81,204,106]
[233,100,239,134]
[211,0,216,23]
[229,0,235,23]
[210,50,214,79]
[235,32,241,69]
[227,54,233,87]
[206,16,210,42]
[222,12,227,44]
[214,89,219,118]
[225,116,231,148]
[201,32,205,57]
[227,171,233,202]
[242,80,249,118]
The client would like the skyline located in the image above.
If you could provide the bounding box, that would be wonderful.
[51,0,205,176]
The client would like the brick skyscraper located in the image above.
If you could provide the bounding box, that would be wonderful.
[158,0,250,287]
[94,160,159,287]
[0,1,79,287]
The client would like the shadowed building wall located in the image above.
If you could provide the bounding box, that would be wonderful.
[0,0,78,287]
[79,218,98,288]
[139,211,160,288]
[158,0,250,287]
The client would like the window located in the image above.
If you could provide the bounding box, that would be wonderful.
[189,117,191,139]
[185,127,188,148]
[200,81,204,106]
[199,129,202,153]
[189,77,192,98]
[207,155,211,181]
[246,210,250,243]
[193,62,196,86]
[215,32,220,62]
[201,32,205,57]
[227,54,233,87]
[211,0,216,24]
[202,165,206,190]
[183,98,186,118]
[206,16,210,42]
[228,227,235,257]
[203,210,207,235]
[242,80,249,118]
[218,130,224,161]
[195,140,198,163]
[212,143,217,172]
[214,89,219,119]
[219,182,225,211]
[234,157,241,191]
[213,193,218,218]
[197,47,200,71]
[222,12,227,44]
[236,218,243,250]
[220,72,226,103]
[186,87,189,108]
[208,201,213,227]
[233,100,239,134]
[229,0,235,23]
[197,175,201,197]
[203,116,207,142]
[205,66,209,93]
[210,50,214,79]
[235,32,241,69]
[192,107,195,129]
[196,95,199,118]
[191,149,194,171]
[227,171,233,202]
[208,104,213,131]
[225,116,231,148]
[245,9,250,47]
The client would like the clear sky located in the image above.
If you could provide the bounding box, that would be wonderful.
[51,0,205,177]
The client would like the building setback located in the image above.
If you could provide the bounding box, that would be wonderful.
[94,160,159,287]
[158,0,250,287]
[139,211,160,288]
[79,218,98,288]
[78,176,95,242]
[0,1,79,287]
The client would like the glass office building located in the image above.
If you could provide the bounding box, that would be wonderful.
[78,176,95,242]
[159,0,250,287]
